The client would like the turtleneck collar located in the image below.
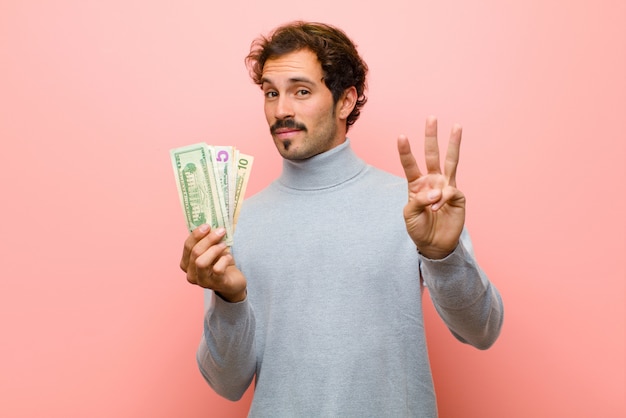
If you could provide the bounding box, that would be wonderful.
[278,139,367,191]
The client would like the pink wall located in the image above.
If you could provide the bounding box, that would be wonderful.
[1,1,624,417]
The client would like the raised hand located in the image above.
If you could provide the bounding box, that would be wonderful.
[180,225,247,302]
[397,116,466,259]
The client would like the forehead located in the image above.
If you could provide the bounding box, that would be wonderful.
[261,49,323,84]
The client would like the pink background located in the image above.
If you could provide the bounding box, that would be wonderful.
[1,1,624,417]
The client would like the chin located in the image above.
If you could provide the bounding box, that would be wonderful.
[279,146,314,161]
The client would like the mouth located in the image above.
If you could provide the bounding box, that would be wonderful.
[270,120,307,136]
[273,127,301,138]
[270,120,307,147]
[272,127,304,146]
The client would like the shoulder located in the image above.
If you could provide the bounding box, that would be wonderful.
[360,165,407,197]
[364,165,406,185]
[237,181,280,209]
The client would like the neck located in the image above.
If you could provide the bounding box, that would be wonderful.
[278,139,366,190]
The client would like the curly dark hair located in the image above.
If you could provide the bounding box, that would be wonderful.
[245,21,368,131]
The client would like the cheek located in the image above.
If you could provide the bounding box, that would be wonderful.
[313,104,336,127]
[306,101,328,119]
[263,103,273,124]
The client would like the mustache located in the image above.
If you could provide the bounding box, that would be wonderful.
[270,119,307,134]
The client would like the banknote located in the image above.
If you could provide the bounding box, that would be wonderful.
[170,143,253,245]
[208,146,236,227]
[233,152,254,230]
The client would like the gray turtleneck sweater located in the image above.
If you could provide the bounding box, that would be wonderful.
[197,140,503,417]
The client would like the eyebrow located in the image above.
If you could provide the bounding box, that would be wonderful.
[261,76,317,86]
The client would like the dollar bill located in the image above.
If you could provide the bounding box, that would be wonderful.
[233,152,254,230]
[170,143,233,245]
[170,143,253,245]
[208,146,236,227]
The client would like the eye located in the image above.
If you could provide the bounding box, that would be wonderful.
[264,90,278,99]
[296,89,310,97]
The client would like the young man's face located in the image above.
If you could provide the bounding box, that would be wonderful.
[261,48,351,160]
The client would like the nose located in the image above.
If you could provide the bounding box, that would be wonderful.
[274,96,294,120]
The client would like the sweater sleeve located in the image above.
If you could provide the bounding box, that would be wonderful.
[196,290,256,400]
[419,229,504,350]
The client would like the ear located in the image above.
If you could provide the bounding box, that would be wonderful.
[336,86,358,121]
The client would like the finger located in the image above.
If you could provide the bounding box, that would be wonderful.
[184,226,225,280]
[211,252,234,276]
[397,134,422,182]
[190,227,227,264]
[424,116,441,174]
[405,188,442,217]
[180,224,211,272]
[194,241,229,273]
[191,235,228,287]
[431,185,465,212]
[444,124,462,187]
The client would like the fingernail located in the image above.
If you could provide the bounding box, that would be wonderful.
[199,224,210,233]
[215,227,226,236]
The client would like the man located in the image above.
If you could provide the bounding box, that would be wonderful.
[180,21,503,417]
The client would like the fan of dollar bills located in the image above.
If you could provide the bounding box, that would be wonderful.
[170,143,253,245]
